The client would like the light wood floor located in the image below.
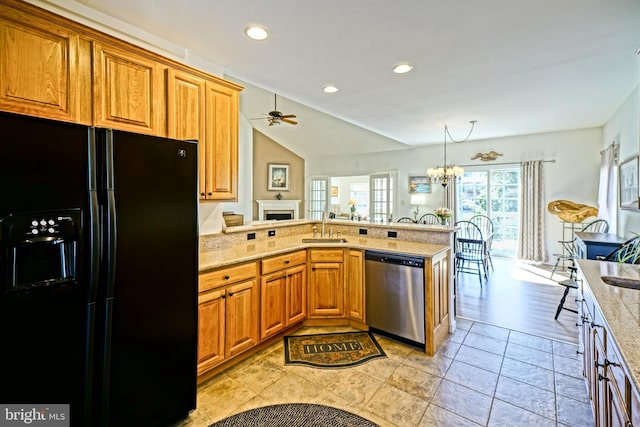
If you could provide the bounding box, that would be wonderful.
[455,256,579,344]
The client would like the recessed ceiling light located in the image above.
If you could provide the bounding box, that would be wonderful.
[323,85,339,93]
[245,26,268,41]
[393,64,413,74]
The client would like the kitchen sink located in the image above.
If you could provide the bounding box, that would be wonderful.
[302,238,348,243]
[601,275,640,290]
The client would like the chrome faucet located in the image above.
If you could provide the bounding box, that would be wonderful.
[321,212,327,237]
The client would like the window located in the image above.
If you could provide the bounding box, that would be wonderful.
[458,168,520,257]
[308,176,329,220]
[369,173,394,223]
[350,183,369,218]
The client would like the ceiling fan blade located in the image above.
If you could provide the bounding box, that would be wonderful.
[280,114,296,119]
[250,117,268,120]
[282,118,298,125]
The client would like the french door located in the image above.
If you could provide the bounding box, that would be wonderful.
[457,168,520,257]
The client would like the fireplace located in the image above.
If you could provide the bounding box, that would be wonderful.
[256,200,301,221]
[265,211,294,221]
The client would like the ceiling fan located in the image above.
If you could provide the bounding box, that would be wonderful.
[252,94,298,126]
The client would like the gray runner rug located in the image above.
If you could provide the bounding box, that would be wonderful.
[209,403,379,426]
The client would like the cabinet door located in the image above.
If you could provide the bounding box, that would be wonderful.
[203,81,238,200]
[260,271,287,340]
[346,250,364,322]
[166,68,207,198]
[426,250,450,356]
[93,42,165,135]
[0,8,91,123]
[197,288,225,375]
[308,262,344,318]
[606,376,631,427]
[286,264,307,325]
[225,279,259,358]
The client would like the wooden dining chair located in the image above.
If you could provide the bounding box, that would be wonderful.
[418,213,440,225]
[550,218,609,279]
[396,217,416,223]
[454,220,487,287]
[469,215,495,271]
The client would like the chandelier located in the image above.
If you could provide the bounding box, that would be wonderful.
[427,120,477,187]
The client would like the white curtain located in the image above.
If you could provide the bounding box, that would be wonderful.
[518,160,546,263]
[598,144,618,234]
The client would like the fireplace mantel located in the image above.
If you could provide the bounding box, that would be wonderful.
[256,200,301,221]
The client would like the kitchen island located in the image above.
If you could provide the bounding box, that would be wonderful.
[197,219,454,381]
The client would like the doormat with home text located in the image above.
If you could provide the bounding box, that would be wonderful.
[284,331,386,369]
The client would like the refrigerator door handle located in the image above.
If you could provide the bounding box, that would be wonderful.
[104,130,117,298]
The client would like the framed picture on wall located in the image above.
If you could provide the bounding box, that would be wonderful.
[331,186,339,197]
[409,176,432,194]
[268,163,289,191]
[619,155,639,209]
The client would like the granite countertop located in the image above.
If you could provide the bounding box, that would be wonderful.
[577,259,640,392]
[200,232,449,272]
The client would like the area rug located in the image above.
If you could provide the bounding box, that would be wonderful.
[210,403,379,427]
[284,331,386,368]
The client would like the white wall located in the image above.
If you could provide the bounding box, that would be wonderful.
[308,127,603,263]
[604,85,640,239]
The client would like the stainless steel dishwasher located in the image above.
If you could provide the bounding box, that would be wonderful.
[365,251,425,345]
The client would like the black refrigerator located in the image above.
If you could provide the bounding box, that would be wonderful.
[0,111,198,426]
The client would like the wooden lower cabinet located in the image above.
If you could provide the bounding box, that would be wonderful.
[426,249,450,356]
[198,264,259,377]
[580,277,635,427]
[308,249,345,318]
[346,249,365,322]
[260,251,306,340]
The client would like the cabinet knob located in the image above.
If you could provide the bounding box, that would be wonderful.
[595,360,605,369]
[221,294,226,299]
[284,260,290,264]
[200,192,205,196]
[224,275,230,280]
[598,373,610,382]
[228,292,234,297]
[590,321,602,329]
[208,192,213,196]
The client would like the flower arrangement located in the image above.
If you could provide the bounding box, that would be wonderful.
[435,207,451,224]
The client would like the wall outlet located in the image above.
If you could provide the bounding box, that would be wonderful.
[387,231,397,238]
[359,229,368,235]
[268,229,276,237]
[247,232,256,240]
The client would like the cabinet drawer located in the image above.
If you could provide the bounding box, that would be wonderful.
[262,250,306,275]
[309,249,344,263]
[200,262,257,292]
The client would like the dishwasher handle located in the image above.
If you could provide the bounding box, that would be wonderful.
[365,251,424,268]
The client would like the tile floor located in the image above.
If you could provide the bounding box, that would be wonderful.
[181,318,594,427]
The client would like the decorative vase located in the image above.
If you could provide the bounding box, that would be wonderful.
[440,217,448,226]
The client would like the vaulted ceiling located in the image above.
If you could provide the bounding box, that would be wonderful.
[62,0,640,158]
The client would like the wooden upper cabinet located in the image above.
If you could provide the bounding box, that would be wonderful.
[203,81,239,201]
[93,42,165,135]
[166,68,205,141]
[0,7,91,123]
